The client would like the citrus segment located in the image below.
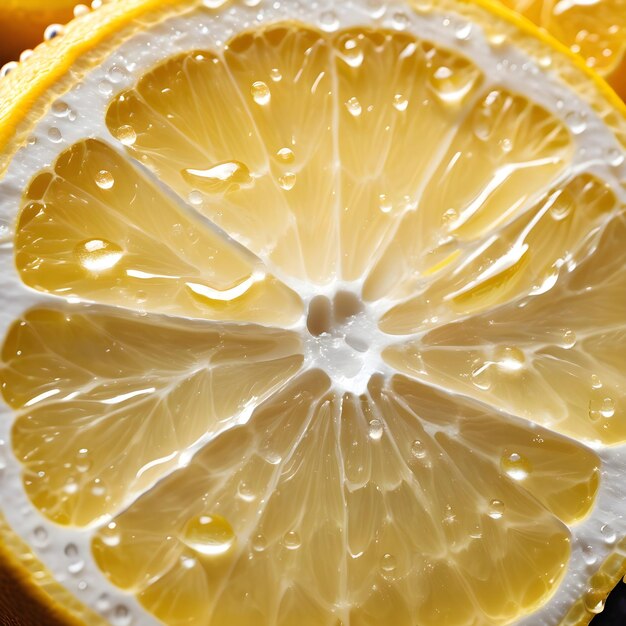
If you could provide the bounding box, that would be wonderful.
[1,306,303,526]
[87,373,598,626]
[385,209,626,445]
[16,138,302,325]
[0,1,624,625]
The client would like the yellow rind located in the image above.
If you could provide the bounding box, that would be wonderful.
[0,514,107,626]
[0,1,624,625]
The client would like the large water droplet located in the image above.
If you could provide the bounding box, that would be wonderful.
[494,346,525,372]
[283,531,301,550]
[488,499,505,520]
[381,553,397,572]
[276,147,295,163]
[95,170,115,190]
[501,452,531,481]
[182,514,236,556]
[339,38,364,68]
[411,440,427,460]
[251,81,271,105]
[75,239,123,273]
[115,125,137,146]
[278,172,297,191]
[183,161,252,193]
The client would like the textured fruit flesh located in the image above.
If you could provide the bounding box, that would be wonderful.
[2,22,625,626]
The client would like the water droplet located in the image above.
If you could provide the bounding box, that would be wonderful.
[471,365,491,390]
[95,593,111,611]
[411,440,427,459]
[182,514,235,556]
[100,522,121,547]
[429,65,477,104]
[188,190,203,206]
[339,38,364,68]
[381,553,397,572]
[319,10,339,32]
[74,4,91,18]
[52,101,71,118]
[276,147,294,163]
[68,560,84,575]
[549,193,574,221]
[455,22,473,40]
[33,526,48,548]
[345,97,362,117]
[98,81,113,96]
[582,545,597,566]
[237,481,256,502]
[48,127,62,143]
[378,194,392,213]
[252,534,267,552]
[591,374,603,390]
[108,65,128,84]
[392,11,409,29]
[77,580,88,591]
[0,62,18,78]
[607,148,624,167]
[441,208,458,228]
[501,452,531,481]
[600,397,615,418]
[95,169,114,190]
[111,604,132,626]
[180,555,197,569]
[488,499,505,520]
[90,478,107,497]
[183,161,252,193]
[73,448,91,473]
[251,81,271,105]
[494,346,525,372]
[278,172,296,191]
[601,523,616,544]
[283,531,301,550]
[365,0,386,18]
[64,543,79,558]
[392,94,408,112]
[75,240,123,273]
[500,137,513,153]
[368,419,383,440]
[584,588,606,614]
[44,24,65,41]
[560,329,577,349]
[115,125,137,146]
[565,110,587,134]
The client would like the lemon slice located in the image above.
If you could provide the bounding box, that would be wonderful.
[0,1,625,626]
[498,0,626,100]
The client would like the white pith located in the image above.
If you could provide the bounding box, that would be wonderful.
[0,0,625,625]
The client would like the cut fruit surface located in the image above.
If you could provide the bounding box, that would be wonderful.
[0,1,625,626]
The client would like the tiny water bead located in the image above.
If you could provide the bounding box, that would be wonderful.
[237,481,256,502]
[319,10,340,32]
[411,439,427,459]
[252,534,267,552]
[582,545,597,566]
[565,110,588,135]
[74,240,124,273]
[559,329,577,349]
[182,514,236,556]
[33,526,49,548]
[589,397,616,421]
[44,24,65,41]
[283,531,301,550]
[181,555,197,569]
[0,62,18,78]
[75,447,92,472]
[392,94,409,112]
[584,588,606,615]
[101,522,121,547]
[95,170,115,189]
[501,452,531,481]
[601,523,616,544]
[270,68,282,82]
[112,604,132,626]
[339,38,364,68]
[381,553,397,572]
[378,194,392,213]
[251,81,271,105]
[368,418,384,440]
[488,499,505,520]
[345,97,363,117]
[48,128,63,144]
